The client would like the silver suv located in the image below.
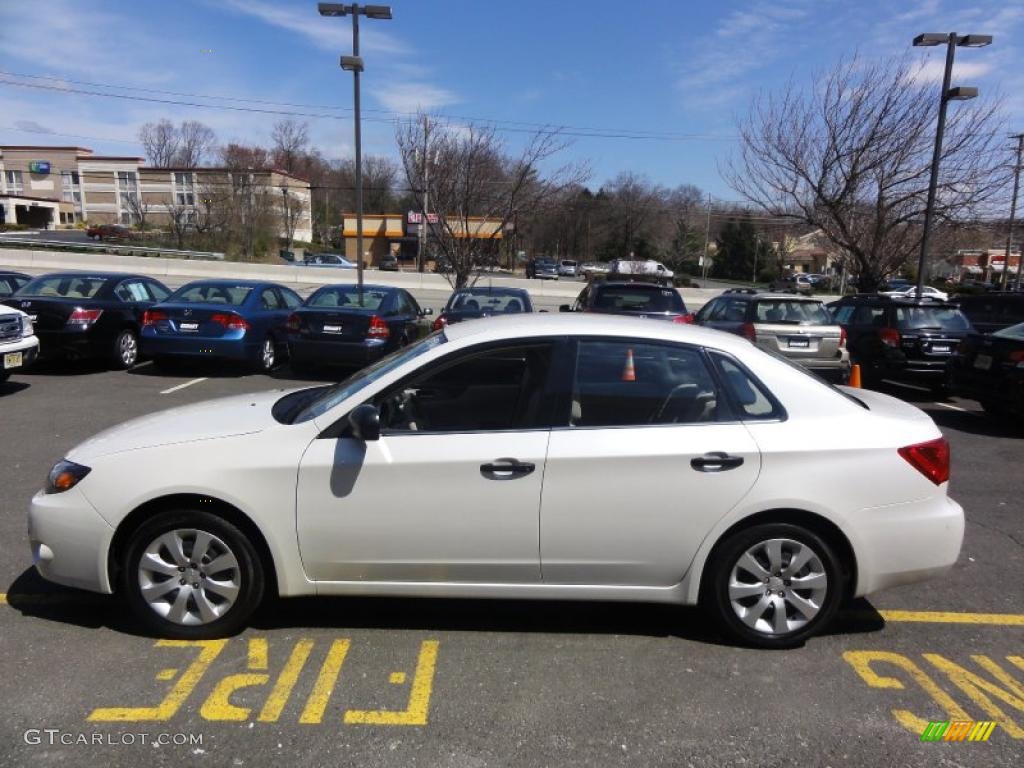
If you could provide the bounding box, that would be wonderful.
[694,290,850,382]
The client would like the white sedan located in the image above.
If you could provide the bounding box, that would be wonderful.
[882,285,950,301]
[28,315,964,648]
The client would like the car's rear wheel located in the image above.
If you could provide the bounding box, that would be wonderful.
[121,510,265,639]
[256,336,276,372]
[704,523,843,649]
[112,328,139,369]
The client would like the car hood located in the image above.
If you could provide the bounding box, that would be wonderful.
[67,390,285,461]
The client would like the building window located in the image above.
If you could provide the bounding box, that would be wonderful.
[116,171,139,224]
[173,172,195,206]
[4,170,24,195]
[61,171,82,205]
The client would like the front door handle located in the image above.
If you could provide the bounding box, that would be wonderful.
[690,452,745,472]
[480,458,536,480]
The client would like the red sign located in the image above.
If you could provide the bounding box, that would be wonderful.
[407,211,439,225]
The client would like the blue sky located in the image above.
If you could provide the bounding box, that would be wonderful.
[2,0,1022,197]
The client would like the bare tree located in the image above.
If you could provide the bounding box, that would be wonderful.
[138,119,180,167]
[176,121,217,167]
[123,190,152,231]
[271,119,310,174]
[726,55,1008,290]
[397,114,587,288]
[164,200,192,249]
[279,186,304,255]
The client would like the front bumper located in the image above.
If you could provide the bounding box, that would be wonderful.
[289,336,388,366]
[851,494,964,597]
[28,486,115,594]
[1,336,39,372]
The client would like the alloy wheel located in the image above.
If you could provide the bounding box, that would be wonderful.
[120,332,138,367]
[727,537,828,636]
[261,338,275,370]
[137,528,242,626]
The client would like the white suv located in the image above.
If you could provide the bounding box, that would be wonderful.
[0,303,39,382]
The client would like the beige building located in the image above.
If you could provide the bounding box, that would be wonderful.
[0,145,312,241]
[341,211,506,267]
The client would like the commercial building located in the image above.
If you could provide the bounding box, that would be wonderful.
[954,249,1021,281]
[0,145,312,241]
[340,211,506,267]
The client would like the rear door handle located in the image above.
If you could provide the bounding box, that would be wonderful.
[480,458,536,480]
[690,452,745,472]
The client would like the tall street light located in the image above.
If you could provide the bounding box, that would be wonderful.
[912,32,992,300]
[318,3,393,303]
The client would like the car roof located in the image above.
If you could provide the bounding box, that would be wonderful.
[712,290,820,302]
[838,293,959,306]
[442,312,754,353]
[0,270,30,278]
[177,279,270,288]
[594,281,673,290]
[31,271,148,282]
[453,286,528,296]
[310,283,398,293]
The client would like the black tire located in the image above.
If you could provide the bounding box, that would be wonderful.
[702,522,844,649]
[121,509,265,639]
[255,335,277,373]
[111,328,139,369]
[930,381,951,400]
[0,371,9,383]
[980,398,1007,419]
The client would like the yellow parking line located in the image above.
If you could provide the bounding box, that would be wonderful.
[875,610,1024,626]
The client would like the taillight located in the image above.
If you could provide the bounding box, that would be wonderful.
[1009,350,1024,367]
[285,313,301,332]
[66,308,103,327]
[898,437,950,485]
[210,312,250,331]
[741,322,757,342]
[673,313,695,324]
[432,314,447,332]
[368,315,390,339]
[879,327,901,347]
[839,327,847,348]
[142,310,167,326]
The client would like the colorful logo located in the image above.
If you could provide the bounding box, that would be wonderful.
[920,721,997,742]
[28,161,50,174]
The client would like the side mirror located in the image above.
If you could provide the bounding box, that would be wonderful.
[559,304,572,313]
[420,307,433,316]
[348,403,380,442]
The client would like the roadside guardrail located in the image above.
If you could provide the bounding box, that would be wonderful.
[0,236,225,261]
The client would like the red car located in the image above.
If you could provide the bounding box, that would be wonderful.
[86,224,136,242]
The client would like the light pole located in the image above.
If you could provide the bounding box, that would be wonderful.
[1006,133,1023,291]
[318,3,392,303]
[912,32,992,299]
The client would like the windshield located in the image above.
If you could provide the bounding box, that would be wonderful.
[754,299,832,325]
[293,332,446,423]
[306,286,389,310]
[894,306,970,331]
[169,283,253,306]
[993,322,1024,341]
[447,290,531,313]
[594,286,684,313]
[17,275,108,299]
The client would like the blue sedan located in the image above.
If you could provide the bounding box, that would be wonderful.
[140,280,303,371]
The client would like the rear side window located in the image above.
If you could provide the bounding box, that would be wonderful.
[894,306,970,331]
[853,305,887,326]
[711,298,747,322]
[753,300,831,325]
[711,354,782,420]
[571,340,719,427]
[831,305,855,324]
[19,275,107,298]
[260,288,282,310]
[278,288,302,309]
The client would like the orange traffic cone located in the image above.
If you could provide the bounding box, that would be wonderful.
[622,348,637,382]
[849,364,861,388]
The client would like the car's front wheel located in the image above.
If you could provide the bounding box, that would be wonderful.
[121,510,265,639]
[703,523,843,649]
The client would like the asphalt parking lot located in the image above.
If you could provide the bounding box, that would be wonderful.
[1,335,1023,766]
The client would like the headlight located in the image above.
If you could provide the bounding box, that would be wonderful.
[45,460,91,494]
[21,315,34,338]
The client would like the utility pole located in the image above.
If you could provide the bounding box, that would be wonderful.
[417,117,431,273]
[1006,133,1023,291]
[700,192,712,284]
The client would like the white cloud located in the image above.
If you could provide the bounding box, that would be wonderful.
[907,59,994,85]
[218,0,407,55]
[373,83,459,114]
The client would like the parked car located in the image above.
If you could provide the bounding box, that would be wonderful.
[86,224,136,242]
[880,278,914,293]
[561,281,691,323]
[828,295,973,393]
[3,272,170,368]
[28,314,964,648]
[694,290,849,383]
[558,259,579,277]
[286,284,432,369]
[608,259,674,284]
[433,287,533,330]
[947,321,1024,428]
[580,262,610,279]
[769,274,813,295]
[140,280,303,372]
[526,258,559,280]
[0,270,31,298]
[378,254,400,272]
[0,302,39,382]
[954,292,1024,335]
[881,285,949,302]
[300,253,357,269]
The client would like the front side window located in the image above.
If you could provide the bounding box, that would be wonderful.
[377,343,555,433]
[570,340,719,427]
[114,280,151,303]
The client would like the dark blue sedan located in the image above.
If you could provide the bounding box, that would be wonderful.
[140,280,302,371]
[286,284,432,370]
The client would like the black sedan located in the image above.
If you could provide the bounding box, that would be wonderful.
[560,281,692,323]
[948,321,1024,427]
[432,287,533,330]
[286,284,432,370]
[2,272,171,368]
[0,271,31,298]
